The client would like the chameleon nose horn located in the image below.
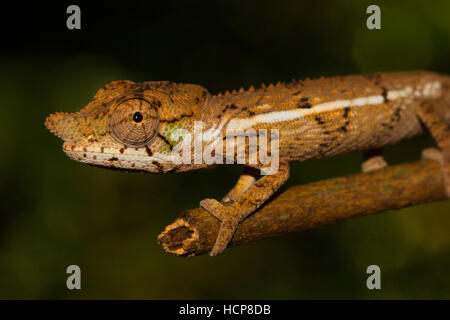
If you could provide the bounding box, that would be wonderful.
[45,112,77,141]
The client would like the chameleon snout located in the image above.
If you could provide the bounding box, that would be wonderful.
[45,112,78,141]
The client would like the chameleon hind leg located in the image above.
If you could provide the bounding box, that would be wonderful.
[200,161,290,256]
[417,98,450,197]
[221,167,258,203]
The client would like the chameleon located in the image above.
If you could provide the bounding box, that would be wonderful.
[46,71,450,256]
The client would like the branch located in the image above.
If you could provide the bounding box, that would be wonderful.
[158,160,447,257]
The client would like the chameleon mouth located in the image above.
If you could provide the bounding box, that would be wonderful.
[62,142,176,172]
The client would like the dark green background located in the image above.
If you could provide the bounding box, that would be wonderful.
[1,1,449,299]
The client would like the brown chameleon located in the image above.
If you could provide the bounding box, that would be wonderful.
[46,71,450,256]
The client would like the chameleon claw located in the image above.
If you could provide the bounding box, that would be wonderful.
[361,155,387,173]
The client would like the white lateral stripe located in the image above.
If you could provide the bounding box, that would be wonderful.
[387,86,413,100]
[227,95,384,130]
[227,81,441,130]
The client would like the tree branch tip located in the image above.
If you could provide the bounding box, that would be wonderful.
[158,218,199,256]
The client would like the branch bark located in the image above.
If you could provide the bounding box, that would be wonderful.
[158,160,448,257]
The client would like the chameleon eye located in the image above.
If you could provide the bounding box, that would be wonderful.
[109,98,159,147]
[133,112,143,123]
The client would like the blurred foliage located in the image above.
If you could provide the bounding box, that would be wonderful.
[0,0,449,299]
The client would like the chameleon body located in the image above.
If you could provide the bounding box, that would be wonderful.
[46,71,450,256]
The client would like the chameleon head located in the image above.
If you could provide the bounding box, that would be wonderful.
[45,80,212,173]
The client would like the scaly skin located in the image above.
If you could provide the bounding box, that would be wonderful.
[46,71,450,256]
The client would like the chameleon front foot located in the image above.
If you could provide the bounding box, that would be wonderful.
[200,198,240,256]
[200,162,290,256]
